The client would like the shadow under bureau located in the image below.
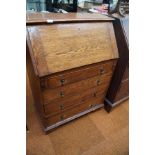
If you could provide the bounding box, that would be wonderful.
[26,13,119,133]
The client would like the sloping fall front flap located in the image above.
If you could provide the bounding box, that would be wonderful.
[27,21,118,77]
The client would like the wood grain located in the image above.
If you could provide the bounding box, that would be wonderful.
[114,79,129,102]
[43,73,112,103]
[27,22,118,76]
[45,97,104,126]
[26,14,119,131]
[41,60,114,89]
[26,12,114,24]
[122,62,129,80]
[44,85,108,116]
[26,42,46,126]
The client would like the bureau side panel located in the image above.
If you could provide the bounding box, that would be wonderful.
[26,41,46,127]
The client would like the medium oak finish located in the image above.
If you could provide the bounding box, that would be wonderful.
[26,13,119,132]
[26,12,114,25]
[40,60,114,89]
[27,22,118,76]
[43,73,112,103]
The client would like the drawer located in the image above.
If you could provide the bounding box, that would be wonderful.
[115,79,129,102]
[44,84,108,116]
[40,60,114,89]
[43,73,112,103]
[45,97,104,126]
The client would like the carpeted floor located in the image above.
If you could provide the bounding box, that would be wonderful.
[26,99,128,155]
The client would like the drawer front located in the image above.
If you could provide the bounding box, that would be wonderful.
[43,73,112,103]
[115,79,129,102]
[41,60,114,89]
[45,97,104,126]
[44,85,107,116]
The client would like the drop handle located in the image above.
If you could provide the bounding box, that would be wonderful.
[60,79,65,86]
[97,79,101,86]
[81,99,85,103]
[60,115,65,121]
[60,91,64,98]
[89,104,93,108]
[59,104,64,110]
[93,92,97,97]
[100,69,105,75]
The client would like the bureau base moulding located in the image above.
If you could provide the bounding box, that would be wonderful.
[43,104,104,133]
[104,96,129,113]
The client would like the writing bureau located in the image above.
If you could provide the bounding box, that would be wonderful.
[26,13,119,133]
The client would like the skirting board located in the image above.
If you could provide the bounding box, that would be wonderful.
[104,96,129,112]
[44,104,104,132]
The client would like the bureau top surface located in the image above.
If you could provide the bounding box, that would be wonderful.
[26,12,114,24]
[27,14,118,77]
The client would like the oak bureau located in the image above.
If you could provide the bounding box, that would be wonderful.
[26,13,119,133]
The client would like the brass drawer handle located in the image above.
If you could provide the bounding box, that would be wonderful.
[60,115,65,121]
[100,69,105,75]
[81,98,85,103]
[60,79,65,86]
[89,104,97,108]
[97,79,101,85]
[40,80,45,89]
[59,104,64,110]
[89,104,93,108]
[93,92,97,97]
[60,91,64,98]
